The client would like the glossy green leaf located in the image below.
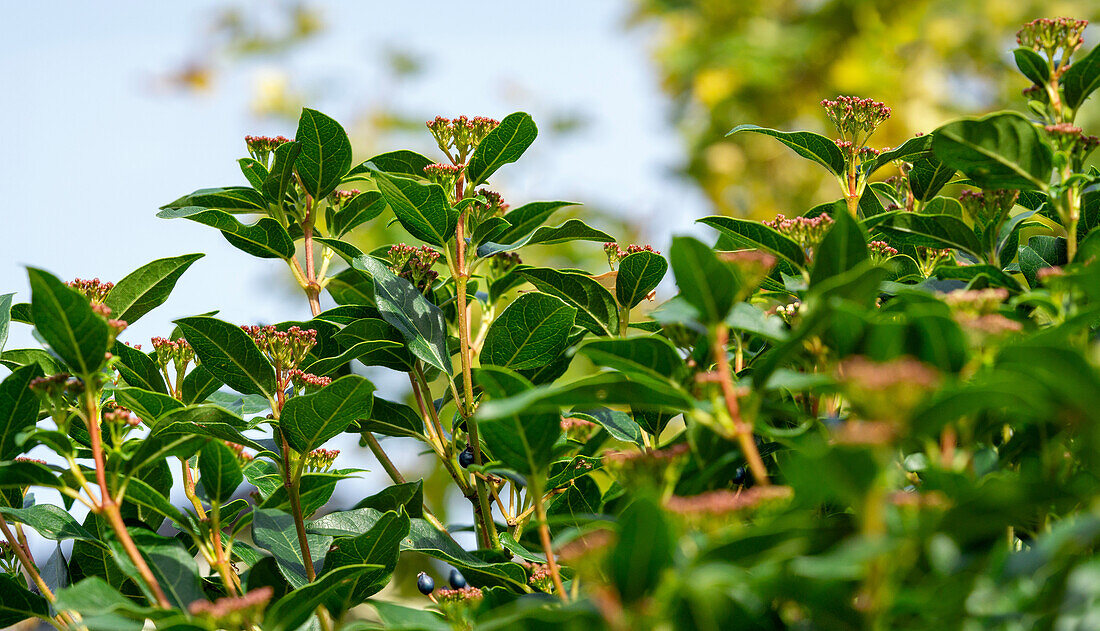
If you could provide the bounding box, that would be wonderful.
[107,528,203,610]
[156,207,294,259]
[1013,47,1049,85]
[467,111,538,186]
[873,211,982,257]
[0,348,64,374]
[347,149,434,179]
[810,208,868,287]
[0,364,42,460]
[476,372,693,421]
[494,200,579,245]
[475,366,561,475]
[112,342,168,394]
[281,374,375,453]
[1020,235,1067,288]
[516,267,618,336]
[0,504,98,545]
[698,216,806,267]
[264,564,383,631]
[0,575,48,628]
[103,254,204,325]
[669,235,737,324]
[160,186,267,214]
[569,408,642,445]
[263,140,303,204]
[608,495,673,603]
[28,268,109,374]
[370,168,455,246]
[198,440,242,504]
[0,293,11,353]
[351,256,451,374]
[332,191,386,236]
[909,157,956,202]
[113,387,184,424]
[864,135,934,174]
[253,507,332,588]
[932,112,1053,190]
[180,365,221,404]
[238,157,268,190]
[402,517,529,589]
[175,317,275,398]
[354,397,425,439]
[726,125,845,175]
[1063,42,1100,109]
[575,336,687,384]
[294,108,353,200]
[322,509,409,607]
[351,481,424,517]
[616,251,668,309]
[481,292,577,370]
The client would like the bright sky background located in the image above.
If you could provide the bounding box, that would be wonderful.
[1,1,708,551]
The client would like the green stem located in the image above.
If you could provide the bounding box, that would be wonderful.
[530,476,568,602]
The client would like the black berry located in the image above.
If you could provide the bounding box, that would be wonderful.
[458,448,475,468]
[416,571,435,595]
[449,568,467,589]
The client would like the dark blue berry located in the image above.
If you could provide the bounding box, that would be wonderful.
[416,572,435,595]
[458,448,475,468]
[449,568,467,589]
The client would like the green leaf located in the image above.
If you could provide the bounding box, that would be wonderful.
[0,293,12,353]
[173,316,276,398]
[123,478,193,531]
[113,387,184,424]
[332,191,386,236]
[467,112,538,186]
[516,267,618,336]
[608,495,673,603]
[873,211,982,257]
[932,112,1053,190]
[331,318,413,372]
[697,216,806,267]
[354,397,425,439]
[810,208,868,287]
[28,268,109,374]
[103,254,204,325]
[669,235,737,324]
[156,207,294,259]
[368,601,449,631]
[726,125,845,176]
[281,374,375,453]
[0,504,99,545]
[0,364,42,460]
[0,460,63,490]
[294,108,353,200]
[727,302,788,342]
[253,507,332,588]
[569,409,642,445]
[263,141,303,203]
[616,251,668,309]
[112,342,168,394]
[347,149,434,179]
[476,372,693,421]
[264,564,383,631]
[160,186,267,214]
[180,365,221,404]
[322,509,410,607]
[475,367,561,475]
[0,575,48,628]
[401,517,529,589]
[494,200,579,245]
[478,219,614,256]
[908,157,956,202]
[351,481,424,517]
[1013,47,1050,85]
[198,440,243,504]
[1063,42,1100,109]
[239,157,269,190]
[1020,235,1067,288]
[575,336,688,384]
[370,169,455,247]
[0,348,63,374]
[107,528,203,609]
[351,256,451,374]
[481,292,577,370]
[864,135,933,174]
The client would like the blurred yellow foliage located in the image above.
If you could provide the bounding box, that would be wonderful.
[630,0,1098,219]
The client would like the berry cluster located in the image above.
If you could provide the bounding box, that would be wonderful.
[426,116,499,162]
[68,278,113,304]
[242,325,318,372]
[1016,18,1088,76]
[868,241,899,264]
[388,244,440,295]
[762,213,834,255]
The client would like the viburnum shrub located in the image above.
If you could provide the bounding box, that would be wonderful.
[3,15,1100,631]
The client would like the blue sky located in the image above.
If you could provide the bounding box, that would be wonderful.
[0,0,707,549]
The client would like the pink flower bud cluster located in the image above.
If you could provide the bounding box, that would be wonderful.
[523,562,554,593]
[426,116,500,157]
[68,278,114,304]
[437,586,484,604]
[1044,124,1100,163]
[30,373,83,399]
[914,246,953,276]
[245,136,291,152]
[605,443,689,465]
[423,163,462,188]
[821,96,891,138]
[1017,18,1088,67]
[152,336,195,373]
[287,368,332,391]
[489,251,522,275]
[388,244,440,295]
[941,288,1009,316]
[242,325,318,371]
[664,486,793,517]
[837,356,940,424]
[868,241,899,264]
[189,586,273,627]
[561,416,597,441]
[469,187,509,229]
[225,442,254,464]
[103,404,140,427]
[328,189,361,206]
[958,189,1019,226]
[603,243,660,270]
[763,213,834,253]
[304,448,339,472]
